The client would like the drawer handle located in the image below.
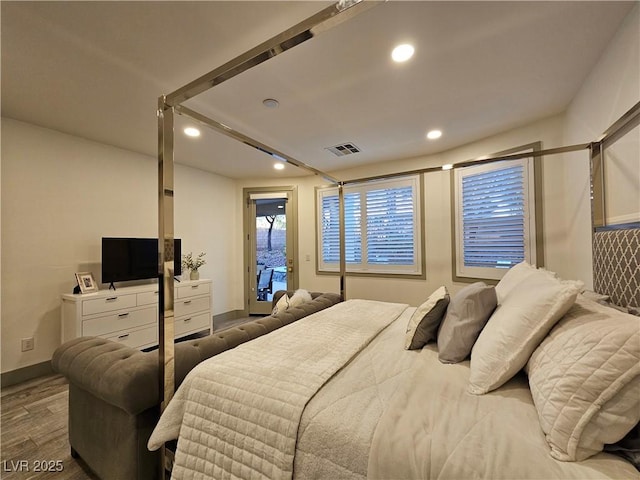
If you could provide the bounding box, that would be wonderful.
[184,300,192,305]
[184,317,192,322]
[118,313,130,318]
[154,291,159,295]
[106,297,118,302]
[118,333,129,339]
[191,285,199,289]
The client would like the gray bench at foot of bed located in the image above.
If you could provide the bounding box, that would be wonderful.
[52,291,341,480]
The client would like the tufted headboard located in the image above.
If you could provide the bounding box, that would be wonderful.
[592,226,640,308]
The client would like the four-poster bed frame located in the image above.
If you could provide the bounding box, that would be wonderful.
[156,0,639,475]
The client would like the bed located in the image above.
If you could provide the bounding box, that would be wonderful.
[148,230,640,479]
[146,2,640,477]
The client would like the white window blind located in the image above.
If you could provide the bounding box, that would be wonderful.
[366,186,415,265]
[454,157,536,280]
[320,192,361,264]
[317,176,422,275]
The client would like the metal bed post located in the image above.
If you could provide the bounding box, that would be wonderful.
[339,183,346,300]
[157,96,176,478]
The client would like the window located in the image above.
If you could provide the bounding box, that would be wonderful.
[453,148,540,281]
[317,176,422,275]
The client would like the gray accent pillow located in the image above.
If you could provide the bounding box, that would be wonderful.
[405,286,450,350]
[437,282,497,364]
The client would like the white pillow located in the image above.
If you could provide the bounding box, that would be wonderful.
[469,268,582,394]
[289,289,312,308]
[272,293,290,315]
[494,261,538,304]
[494,261,560,305]
[527,295,640,461]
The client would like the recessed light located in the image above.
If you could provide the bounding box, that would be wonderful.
[274,163,285,170]
[427,129,442,140]
[184,127,200,137]
[263,98,279,108]
[442,164,453,170]
[391,44,414,63]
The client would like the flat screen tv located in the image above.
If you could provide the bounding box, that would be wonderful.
[101,237,181,285]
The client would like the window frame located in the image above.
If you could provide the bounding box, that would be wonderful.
[316,175,424,277]
[451,142,543,282]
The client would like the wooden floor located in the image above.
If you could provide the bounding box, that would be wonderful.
[0,316,256,479]
[1,374,97,480]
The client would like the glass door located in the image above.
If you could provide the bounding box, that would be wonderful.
[246,189,297,315]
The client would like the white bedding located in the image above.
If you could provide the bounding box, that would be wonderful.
[368,345,639,480]
[294,307,419,478]
[148,299,407,479]
[149,300,638,480]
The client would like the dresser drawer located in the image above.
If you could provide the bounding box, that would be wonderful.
[82,306,156,337]
[137,289,160,306]
[174,296,210,317]
[176,282,210,299]
[175,312,210,337]
[105,324,157,349]
[82,293,137,316]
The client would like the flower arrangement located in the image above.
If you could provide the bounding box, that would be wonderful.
[182,252,206,272]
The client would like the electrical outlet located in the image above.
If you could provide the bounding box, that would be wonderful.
[21,337,34,352]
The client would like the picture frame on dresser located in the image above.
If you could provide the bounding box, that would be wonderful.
[75,272,98,294]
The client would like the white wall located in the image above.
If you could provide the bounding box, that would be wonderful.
[238,114,569,306]
[175,164,241,315]
[562,4,639,287]
[1,119,240,373]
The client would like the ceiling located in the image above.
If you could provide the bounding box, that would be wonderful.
[1,1,634,180]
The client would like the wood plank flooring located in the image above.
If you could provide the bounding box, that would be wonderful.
[0,316,256,479]
[1,374,97,480]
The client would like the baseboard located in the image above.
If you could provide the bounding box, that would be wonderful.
[213,310,246,322]
[1,360,54,388]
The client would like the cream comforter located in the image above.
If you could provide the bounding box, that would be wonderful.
[150,301,638,480]
[367,346,638,479]
[148,299,407,479]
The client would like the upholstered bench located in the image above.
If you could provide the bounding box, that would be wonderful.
[52,291,342,480]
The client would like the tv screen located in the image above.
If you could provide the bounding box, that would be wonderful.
[102,237,181,284]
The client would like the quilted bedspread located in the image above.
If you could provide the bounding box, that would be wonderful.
[293,306,419,478]
[148,299,407,480]
[367,346,640,480]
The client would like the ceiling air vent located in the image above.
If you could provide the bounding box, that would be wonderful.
[326,142,361,157]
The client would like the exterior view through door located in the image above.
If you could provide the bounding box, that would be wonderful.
[246,190,297,315]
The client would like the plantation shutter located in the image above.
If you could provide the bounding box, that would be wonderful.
[366,186,414,265]
[461,163,526,269]
[317,175,422,274]
[320,192,361,264]
[320,193,340,263]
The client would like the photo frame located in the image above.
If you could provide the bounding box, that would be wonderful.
[75,272,98,294]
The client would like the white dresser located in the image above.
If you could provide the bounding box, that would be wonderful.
[61,279,212,349]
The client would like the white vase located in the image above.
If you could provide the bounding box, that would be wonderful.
[190,270,199,281]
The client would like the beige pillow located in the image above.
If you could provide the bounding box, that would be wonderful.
[272,293,290,315]
[405,286,449,350]
[468,269,582,394]
[527,295,640,461]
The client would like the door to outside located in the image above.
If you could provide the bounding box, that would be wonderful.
[246,189,297,315]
